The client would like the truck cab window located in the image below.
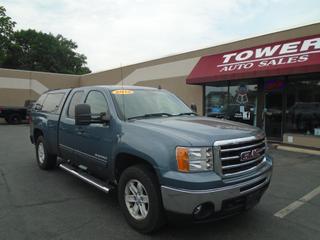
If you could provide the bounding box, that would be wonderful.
[34,94,47,110]
[68,91,84,118]
[85,91,108,114]
[42,93,65,113]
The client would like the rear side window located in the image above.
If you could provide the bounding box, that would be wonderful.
[68,91,84,118]
[42,93,65,113]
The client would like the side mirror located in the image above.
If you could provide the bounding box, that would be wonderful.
[75,104,91,125]
[190,103,197,113]
[75,104,111,125]
[34,103,42,111]
[94,111,111,125]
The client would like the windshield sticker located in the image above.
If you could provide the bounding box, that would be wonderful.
[112,89,134,95]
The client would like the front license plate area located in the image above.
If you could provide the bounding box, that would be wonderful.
[245,187,265,209]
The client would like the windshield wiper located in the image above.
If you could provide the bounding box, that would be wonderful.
[127,113,173,120]
[174,112,197,116]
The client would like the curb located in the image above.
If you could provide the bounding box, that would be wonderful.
[276,145,320,156]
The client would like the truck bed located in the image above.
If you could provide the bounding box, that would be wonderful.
[0,106,28,124]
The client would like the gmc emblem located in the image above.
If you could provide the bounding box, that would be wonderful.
[240,148,261,162]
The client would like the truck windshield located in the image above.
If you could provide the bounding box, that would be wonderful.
[111,89,194,120]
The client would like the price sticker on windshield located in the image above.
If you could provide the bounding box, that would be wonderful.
[112,89,134,95]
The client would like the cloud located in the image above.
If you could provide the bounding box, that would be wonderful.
[1,0,320,71]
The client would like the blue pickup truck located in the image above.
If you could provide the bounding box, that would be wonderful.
[30,85,272,233]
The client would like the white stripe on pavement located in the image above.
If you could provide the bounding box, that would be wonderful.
[274,185,320,218]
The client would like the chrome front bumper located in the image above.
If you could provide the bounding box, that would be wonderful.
[161,170,271,215]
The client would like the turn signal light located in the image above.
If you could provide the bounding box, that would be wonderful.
[176,147,189,172]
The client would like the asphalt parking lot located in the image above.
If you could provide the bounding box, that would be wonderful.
[0,124,319,240]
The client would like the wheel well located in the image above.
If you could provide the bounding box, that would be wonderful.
[114,153,157,181]
[34,129,43,142]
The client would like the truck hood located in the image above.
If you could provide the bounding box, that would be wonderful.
[130,116,263,146]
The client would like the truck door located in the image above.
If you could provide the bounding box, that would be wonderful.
[78,90,114,178]
[59,90,85,166]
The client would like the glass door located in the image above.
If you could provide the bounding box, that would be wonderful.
[264,91,283,139]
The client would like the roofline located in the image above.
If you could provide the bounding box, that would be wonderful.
[84,21,320,76]
[0,67,81,77]
[75,85,158,90]
[1,21,319,77]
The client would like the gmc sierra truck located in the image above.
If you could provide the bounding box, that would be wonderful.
[30,86,272,233]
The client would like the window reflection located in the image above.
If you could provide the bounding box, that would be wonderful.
[205,86,228,118]
[286,78,320,135]
[205,81,258,126]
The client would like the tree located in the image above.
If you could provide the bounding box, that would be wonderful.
[0,6,16,65]
[3,29,91,74]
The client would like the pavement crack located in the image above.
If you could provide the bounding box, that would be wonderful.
[0,168,11,193]
[279,216,320,234]
[13,196,91,209]
[50,216,101,239]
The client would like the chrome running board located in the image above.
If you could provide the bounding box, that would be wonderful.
[59,163,110,194]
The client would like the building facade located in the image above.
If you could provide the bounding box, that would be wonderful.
[186,33,320,148]
[0,23,319,148]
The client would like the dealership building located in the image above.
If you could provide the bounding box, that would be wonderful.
[0,23,319,149]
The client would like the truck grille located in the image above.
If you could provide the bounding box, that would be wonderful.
[216,137,266,177]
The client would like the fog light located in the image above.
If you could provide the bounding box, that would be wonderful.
[193,202,214,220]
[193,205,202,215]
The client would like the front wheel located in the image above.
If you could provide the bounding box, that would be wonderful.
[118,165,165,233]
[35,136,57,170]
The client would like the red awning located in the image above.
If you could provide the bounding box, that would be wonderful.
[187,34,320,84]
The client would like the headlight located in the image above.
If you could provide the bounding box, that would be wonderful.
[176,147,213,172]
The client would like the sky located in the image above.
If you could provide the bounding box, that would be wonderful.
[1,0,320,72]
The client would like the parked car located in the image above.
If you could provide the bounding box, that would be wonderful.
[0,100,35,124]
[30,86,272,233]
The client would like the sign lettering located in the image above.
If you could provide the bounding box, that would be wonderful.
[187,34,320,84]
[219,37,320,73]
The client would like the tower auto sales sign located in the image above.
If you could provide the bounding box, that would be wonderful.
[187,35,320,83]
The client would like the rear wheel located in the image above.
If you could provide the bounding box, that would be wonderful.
[8,114,21,124]
[118,165,165,233]
[36,136,57,170]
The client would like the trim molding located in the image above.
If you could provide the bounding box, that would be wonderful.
[0,77,49,94]
[59,144,108,164]
[118,57,200,85]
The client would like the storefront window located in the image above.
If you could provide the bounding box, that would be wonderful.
[204,80,258,126]
[286,74,320,135]
[228,82,258,126]
[264,77,286,139]
[204,73,320,138]
[205,86,228,118]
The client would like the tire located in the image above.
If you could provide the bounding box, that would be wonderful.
[35,136,57,170]
[8,114,21,124]
[118,165,165,233]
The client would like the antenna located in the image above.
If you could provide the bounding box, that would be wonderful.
[120,64,126,121]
